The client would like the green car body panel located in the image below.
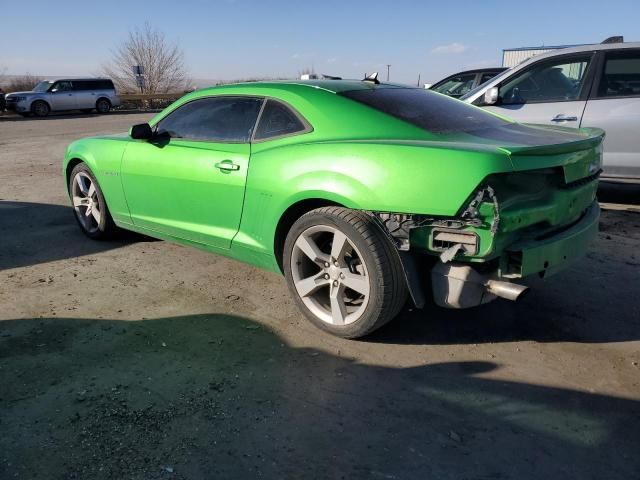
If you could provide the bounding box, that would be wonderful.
[63,80,603,292]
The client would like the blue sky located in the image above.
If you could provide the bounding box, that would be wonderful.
[2,0,639,85]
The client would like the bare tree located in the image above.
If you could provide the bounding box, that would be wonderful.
[103,23,188,94]
[5,74,43,93]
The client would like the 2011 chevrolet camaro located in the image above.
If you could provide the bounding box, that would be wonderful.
[63,79,603,338]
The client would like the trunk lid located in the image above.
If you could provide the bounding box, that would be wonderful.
[459,123,604,183]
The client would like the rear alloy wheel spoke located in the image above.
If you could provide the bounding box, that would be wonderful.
[296,234,329,265]
[295,272,330,298]
[85,205,93,217]
[341,271,369,296]
[329,283,348,325]
[330,230,349,264]
[87,183,95,198]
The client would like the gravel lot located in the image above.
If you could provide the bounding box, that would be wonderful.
[1,112,639,479]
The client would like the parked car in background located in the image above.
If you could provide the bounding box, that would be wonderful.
[64,79,603,338]
[461,40,640,183]
[428,68,507,98]
[4,78,120,117]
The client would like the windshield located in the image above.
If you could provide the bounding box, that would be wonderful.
[33,81,53,92]
[431,73,477,98]
[460,67,513,101]
[340,87,510,134]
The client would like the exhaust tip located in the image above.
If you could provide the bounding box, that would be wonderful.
[485,280,529,302]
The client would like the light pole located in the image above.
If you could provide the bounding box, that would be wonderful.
[386,64,391,82]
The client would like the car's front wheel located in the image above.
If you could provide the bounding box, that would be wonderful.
[68,163,117,239]
[31,101,50,117]
[284,207,408,338]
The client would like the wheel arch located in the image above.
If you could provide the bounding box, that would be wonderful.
[273,197,346,273]
[30,99,51,113]
[65,158,86,191]
[96,96,112,106]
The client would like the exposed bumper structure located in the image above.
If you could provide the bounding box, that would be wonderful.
[430,201,600,308]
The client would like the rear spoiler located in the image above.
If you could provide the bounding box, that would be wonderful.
[503,127,605,157]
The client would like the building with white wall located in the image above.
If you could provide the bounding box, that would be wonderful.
[501,45,582,68]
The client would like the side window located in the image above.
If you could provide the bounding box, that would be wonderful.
[499,57,591,104]
[597,52,640,98]
[73,81,91,91]
[53,81,73,92]
[254,100,308,140]
[156,97,262,142]
[432,73,477,97]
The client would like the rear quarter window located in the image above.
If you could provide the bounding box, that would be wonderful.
[340,87,509,134]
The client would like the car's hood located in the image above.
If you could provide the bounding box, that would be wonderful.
[6,91,37,97]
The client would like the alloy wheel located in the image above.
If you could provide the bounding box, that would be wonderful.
[71,171,102,233]
[290,225,371,325]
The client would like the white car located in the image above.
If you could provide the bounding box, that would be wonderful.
[4,78,121,117]
[461,39,640,183]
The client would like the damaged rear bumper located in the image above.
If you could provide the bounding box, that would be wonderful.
[430,201,599,308]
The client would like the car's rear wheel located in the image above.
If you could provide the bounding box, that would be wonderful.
[283,207,407,338]
[96,98,111,114]
[68,163,117,239]
[31,101,50,117]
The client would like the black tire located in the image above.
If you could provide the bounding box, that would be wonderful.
[68,163,117,240]
[31,101,50,117]
[283,207,408,338]
[96,98,111,114]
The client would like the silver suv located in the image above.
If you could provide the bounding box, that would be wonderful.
[461,41,640,183]
[5,78,121,117]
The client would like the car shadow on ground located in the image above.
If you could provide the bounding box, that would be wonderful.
[0,313,638,480]
[0,201,150,270]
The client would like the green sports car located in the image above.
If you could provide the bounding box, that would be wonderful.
[63,78,603,338]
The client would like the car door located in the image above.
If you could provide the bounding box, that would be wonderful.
[485,54,595,126]
[120,96,263,249]
[72,80,95,109]
[48,81,77,110]
[580,49,640,181]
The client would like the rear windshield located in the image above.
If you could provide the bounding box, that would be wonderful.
[341,87,509,134]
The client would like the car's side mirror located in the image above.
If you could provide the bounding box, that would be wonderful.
[130,123,154,140]
[484,87,499,105]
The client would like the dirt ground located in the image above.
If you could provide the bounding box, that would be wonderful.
[1,112,639,480]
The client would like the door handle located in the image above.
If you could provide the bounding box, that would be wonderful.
[551,115,578,122]
[214,161,240,171]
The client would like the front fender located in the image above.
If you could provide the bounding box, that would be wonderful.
[63,137,131,224]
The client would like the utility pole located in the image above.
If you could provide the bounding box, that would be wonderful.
[386,64,391,82]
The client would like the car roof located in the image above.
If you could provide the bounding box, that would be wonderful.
[44,78,113,82]
[516,41,640,64]
[441,67,507,77]
[197,79,411,95]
